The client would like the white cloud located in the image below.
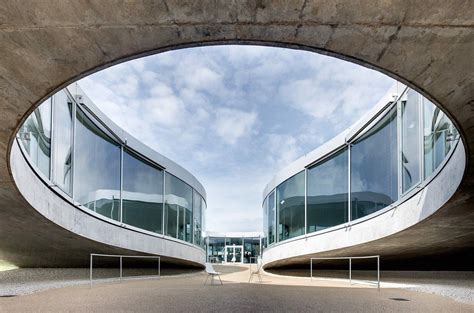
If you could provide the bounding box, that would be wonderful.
[266,133,303,169]
[144,95,185,128]
[279,79,338,119]
[214,108,258,144]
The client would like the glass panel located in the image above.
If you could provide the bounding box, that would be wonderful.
[277,171,305,241]
[207,237,225,263]
[74,108,121,221]
[307,148,348,233]
[185,205,192,243]
[225,246,242,263]
[165,173,193,241]
[52,91,73,195]
[225,238,243,245]
[122,149,163,233]
[164,202,177,238]
[178,206,186,240]
[201,198,207,249]
[243,238,260,263]
[351,107,398,220]
[267,191,276,245]
[193,190,202,246]
[18,99,52,178]
[262,196,268,248]
[402,90,421,193]
[423,98,459,178]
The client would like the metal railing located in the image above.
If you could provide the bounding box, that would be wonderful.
[90,253,160,287]
[310,255,380,291]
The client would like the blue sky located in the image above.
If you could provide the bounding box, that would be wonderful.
[78,45,394,232]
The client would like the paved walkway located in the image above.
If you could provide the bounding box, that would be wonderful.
[0,264,472,312]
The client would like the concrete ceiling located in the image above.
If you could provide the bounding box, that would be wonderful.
[0,1,472,267]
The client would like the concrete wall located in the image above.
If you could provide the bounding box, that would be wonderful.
[0,1,473,268]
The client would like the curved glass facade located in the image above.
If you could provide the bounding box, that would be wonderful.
[122,149,164,233]
[18,99,52,179]
[277,171,305,241]
[263,86,460,248]
[351,107,398,220]
[17,85,206,249]
[75,108,121,221]
[307,148,348,232]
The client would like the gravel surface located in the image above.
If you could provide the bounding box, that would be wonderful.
[1,270,473,313]
[0,268,472,306]
[0,267,199,296]
[267,269,474,305]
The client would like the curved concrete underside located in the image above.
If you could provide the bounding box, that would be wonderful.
[0,1,473,268]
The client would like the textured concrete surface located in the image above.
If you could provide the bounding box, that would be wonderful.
[0,1,473,267]
[0,267,200,296]
[267,267,474,305]
[0,265,472,313]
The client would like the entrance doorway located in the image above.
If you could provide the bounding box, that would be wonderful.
[224,244,243,263]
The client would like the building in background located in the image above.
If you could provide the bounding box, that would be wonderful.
[205,232,263,264]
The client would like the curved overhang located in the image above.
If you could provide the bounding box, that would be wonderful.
[0,2,473,267]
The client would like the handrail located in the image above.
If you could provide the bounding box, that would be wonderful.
[90,253,161,287]
[310,255,380,291]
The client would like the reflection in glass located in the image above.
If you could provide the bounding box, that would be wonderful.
[262,196,268,248]
[225,246,242,263]
[423,98,459,178]
[193,190,203,246]
[402,90,421,193]
[351,107,398,220]
[74,108,121,221]
[18,99,52,178]
[165,173,193,242]
[266,191,276,245]
[307,148,348,232]
[201,199,207,248]
[226,238,243,245]
[243,238,260,263]
[122,149,163,233]
[277,171,305,241]
[52,91,73,195]
[207,237,225,263]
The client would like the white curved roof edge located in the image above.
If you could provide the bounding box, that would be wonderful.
[66,82,207,200]
[205,231,264,238]
[262,81,406,201]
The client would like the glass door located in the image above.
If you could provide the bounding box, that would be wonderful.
[225,245,243,263]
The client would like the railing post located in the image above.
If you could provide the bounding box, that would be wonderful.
[90,254,93,288]
[120,256,123,283]
[310,259,313,281]
[377,256,380,291]
[349,258,352,285]
[158,257,161,278]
